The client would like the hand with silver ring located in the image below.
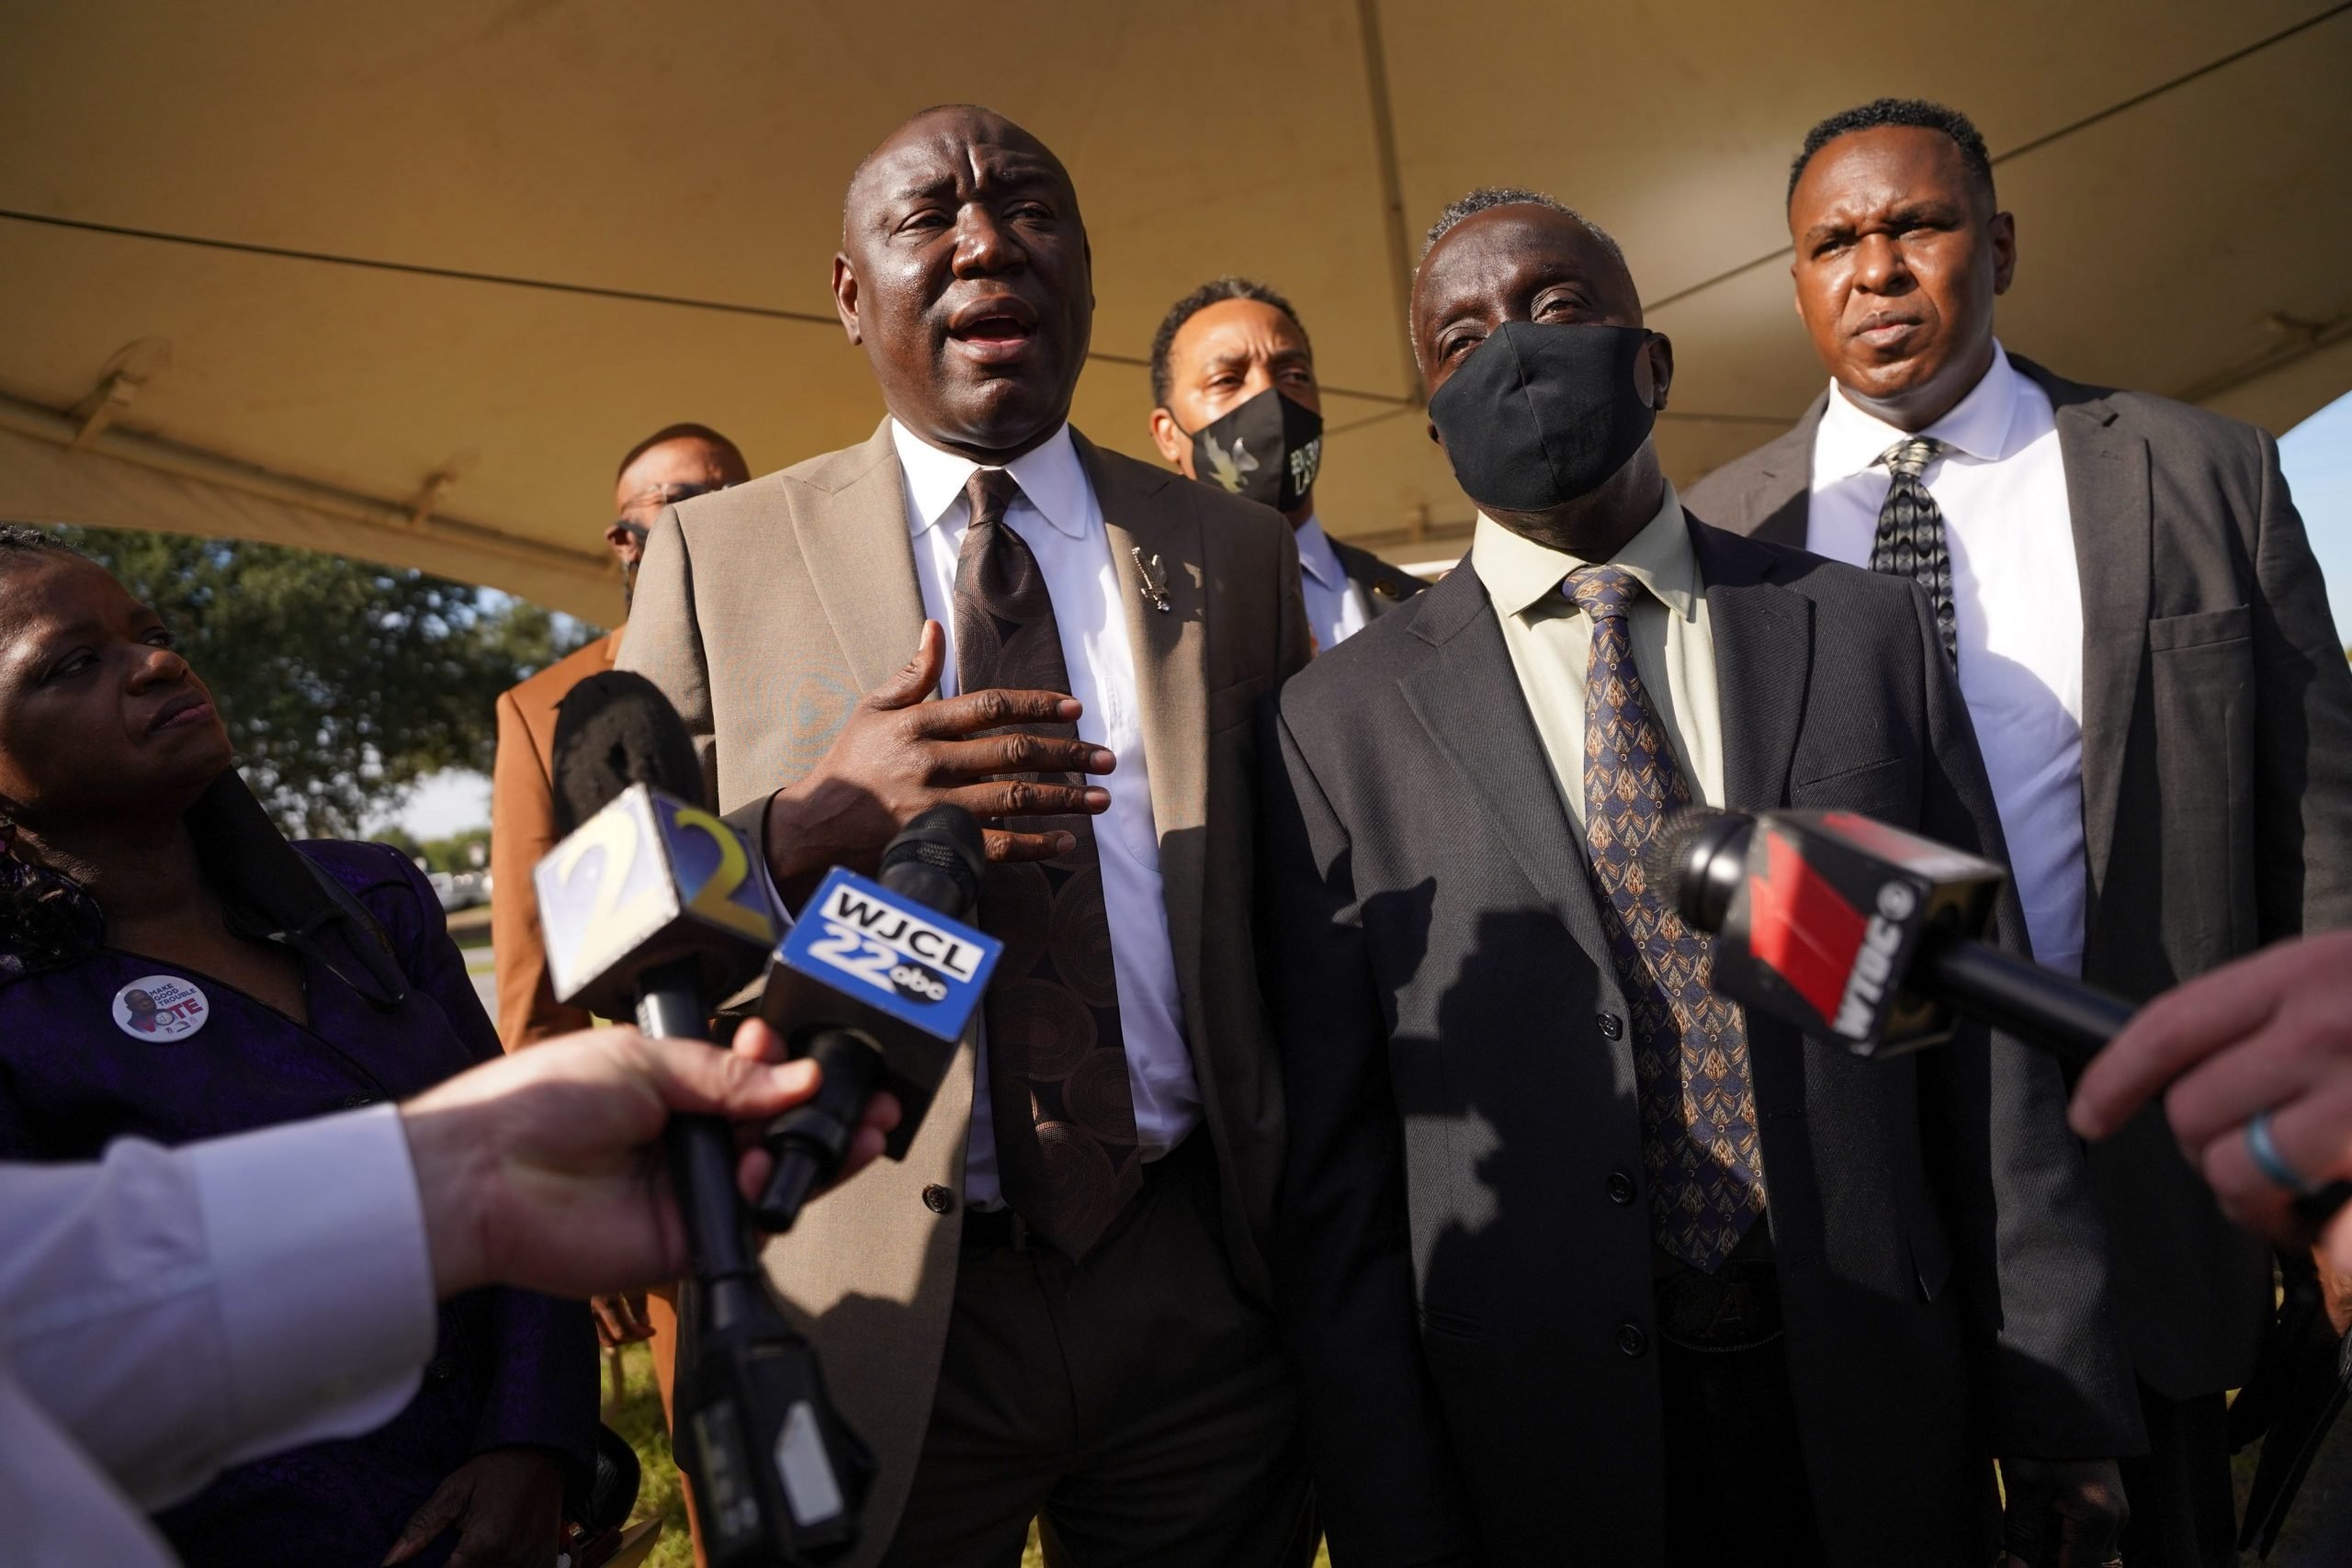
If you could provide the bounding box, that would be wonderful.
[2070,931,2352,1273]
[2245,1108,2315,1194]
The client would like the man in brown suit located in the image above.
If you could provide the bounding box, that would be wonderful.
[618,107,1313,1565]
[489,422,747,1386]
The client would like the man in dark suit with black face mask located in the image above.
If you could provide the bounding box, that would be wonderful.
[1259,186,2143,1568]
[1148,276,1423,651]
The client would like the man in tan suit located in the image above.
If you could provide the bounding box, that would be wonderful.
[620,106,1313,1565]
[489,423,748,1390]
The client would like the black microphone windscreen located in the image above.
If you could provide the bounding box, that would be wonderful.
[878,805,985,919]
[1643,807,1736,922]
[549,671,706,835]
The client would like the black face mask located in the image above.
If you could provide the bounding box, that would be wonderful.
[1426,321,1657,513]
[1173,387,1324,513]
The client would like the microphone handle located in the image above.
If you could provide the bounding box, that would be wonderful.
[1913,932,2352,1231]
[1911,929,2131,1072]
[637,961,763,1320]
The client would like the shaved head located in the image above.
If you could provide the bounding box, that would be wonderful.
[842,105,1071,240]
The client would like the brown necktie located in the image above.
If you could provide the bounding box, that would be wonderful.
[952,468,1141,1258]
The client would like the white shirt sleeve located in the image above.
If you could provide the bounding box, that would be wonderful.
[0,1104,437,1523]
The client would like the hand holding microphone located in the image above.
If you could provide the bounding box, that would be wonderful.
[2071,931,2352,1271]
[397,1021,892,1302]
[536,671,881,1567]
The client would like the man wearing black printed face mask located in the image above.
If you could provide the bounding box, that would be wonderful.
[1258,187,2141,1567]
[1149,277,1422,650]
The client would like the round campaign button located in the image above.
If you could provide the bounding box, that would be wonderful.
[112,976,210,1041]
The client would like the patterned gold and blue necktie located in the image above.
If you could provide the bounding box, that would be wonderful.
[1870,435,1958,667]
[1568,563,1768,1273]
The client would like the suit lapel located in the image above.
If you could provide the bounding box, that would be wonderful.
[2026,358,2151,897]
[1727,398,1826,548]
[1075,431,1210,964]
[1691,522,1814,810]
[1397,570,1615,975]
[792,419,928,696]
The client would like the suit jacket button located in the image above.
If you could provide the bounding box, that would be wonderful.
[922,1184,956,1215]
[1606,1171,1637,1206]
[1597,1012,1624,1041]
[1616,1322,1648,1359]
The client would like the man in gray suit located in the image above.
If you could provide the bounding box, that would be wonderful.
[1148,276,1423,650]
[1263,186,2141,1568]
[620,105,1313,1565]
[1686,96,2352,1568]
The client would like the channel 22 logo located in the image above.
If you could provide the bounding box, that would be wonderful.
[804,883,985,1009]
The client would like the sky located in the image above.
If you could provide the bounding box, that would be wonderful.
[380,390,2352,843]
[2282,389,2352,637]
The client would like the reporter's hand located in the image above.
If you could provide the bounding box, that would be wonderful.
[400,1021,900,1300]
[2070,931,2352,1268]
[382,1446,563,1568]
[590,1292,654,1348]
[1999,1456,2126,1568]
[759,621,1114,893]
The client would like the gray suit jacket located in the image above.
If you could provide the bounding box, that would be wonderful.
[1261,517,2140,1568]
[619,419,1311,1558]
[1687,357,2352,1397]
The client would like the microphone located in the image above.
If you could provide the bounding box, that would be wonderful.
[1647,805,2352,1230]
[752,806,999,1231]
[537,671,872,1567]
[1643,806,2128,1069]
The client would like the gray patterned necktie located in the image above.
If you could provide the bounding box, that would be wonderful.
[1568,564,1767,1273]
[951,468,1141,1258]
[1870,436,1957,667]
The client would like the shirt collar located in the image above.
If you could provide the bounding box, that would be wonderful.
[1817,338,2024,479]
[890,419,1090,541]
[1471,479,1697,622]
[1292,513,1345,591]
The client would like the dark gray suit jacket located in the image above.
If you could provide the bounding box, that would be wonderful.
[1261,516,2141,1568]
[1331,536,1428,618]
[1686,357,2352,1398]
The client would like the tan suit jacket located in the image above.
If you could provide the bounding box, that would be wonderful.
[618,418,1310,1557]
[490,627,620,1050]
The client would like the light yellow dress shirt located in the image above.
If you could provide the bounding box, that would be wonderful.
[1468,480,1724,831]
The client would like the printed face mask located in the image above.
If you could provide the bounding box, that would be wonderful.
[1426,321,1657,513]
[1173,387,1324,513]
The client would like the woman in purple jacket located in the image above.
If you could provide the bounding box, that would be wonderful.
[0,525,596,1567]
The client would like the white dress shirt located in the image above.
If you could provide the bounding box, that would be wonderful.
[1806,341,2088,975]
[1292,514,1370,653]
[890,421,1201,1205]
[2,1105,435,1567]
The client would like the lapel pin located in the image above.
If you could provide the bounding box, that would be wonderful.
[1131,547,1171,613]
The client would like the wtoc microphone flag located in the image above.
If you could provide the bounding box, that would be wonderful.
[776,867,1003,1047]
[1710,810,2004,1056]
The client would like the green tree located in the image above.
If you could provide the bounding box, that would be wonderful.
[57,527,594,837]
[420,827,492,874]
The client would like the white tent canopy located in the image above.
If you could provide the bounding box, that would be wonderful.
[3,0,2346,622]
